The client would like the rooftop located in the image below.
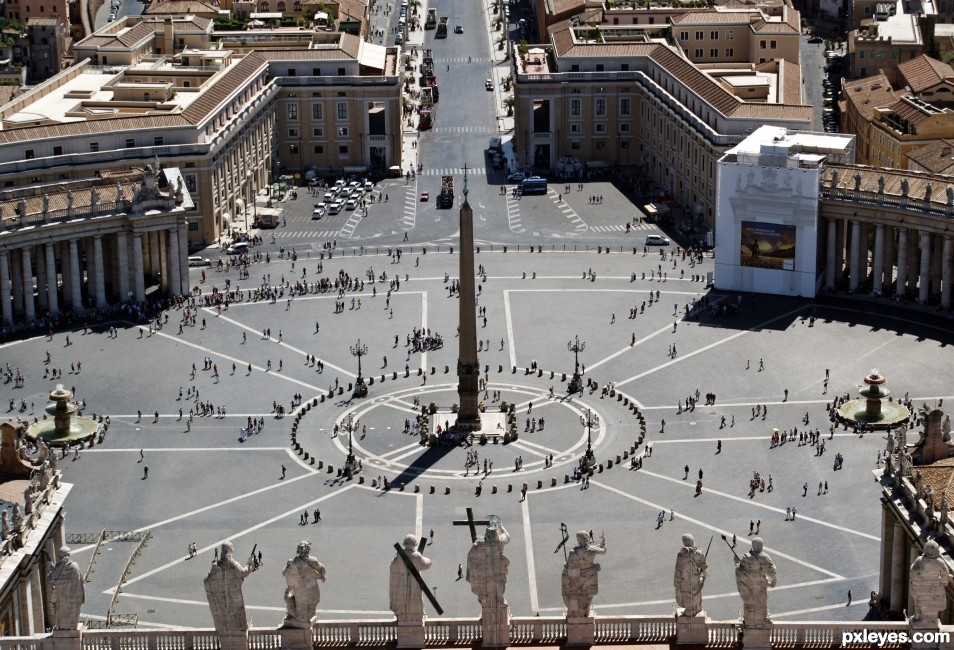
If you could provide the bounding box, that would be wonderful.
[906,138,954,173]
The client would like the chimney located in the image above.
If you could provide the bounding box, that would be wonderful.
[163,16,174,55]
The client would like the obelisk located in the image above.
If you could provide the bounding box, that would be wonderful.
[456,166,481,430]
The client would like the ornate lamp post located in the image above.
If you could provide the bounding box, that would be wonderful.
[341,414,360,475]
[580,408,599,469]
[567,335,585,393]
[350,339,369,397]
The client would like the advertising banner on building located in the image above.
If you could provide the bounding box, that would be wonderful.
[739,221,796,271]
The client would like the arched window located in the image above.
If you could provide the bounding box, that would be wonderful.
[276,1,285,11]
[259,1,268,10]
[293,1,301,10]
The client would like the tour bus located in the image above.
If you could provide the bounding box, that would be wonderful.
[520,176,548,195]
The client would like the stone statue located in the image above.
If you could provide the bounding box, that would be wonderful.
[17,199,26,218]
[11,504,22,531]
[204,541,253,634]
[42,194,49,216]
[66,190,74,213]
[947,185,954,208]
[924,183,933,204]
[830,170,839,190]
[90,186,99,211]
[282,540,325,629]
[1,511,9,540]
[941,493,949,525]
[561,531,606,618]
[22,484,32,514]
[885,431,895,454]
[901,178,909,197]
[47,546,85,630]
[909,540,952,626]
[914,470,923,496]
[854,172,862,192]
[466,521,511,611]
[49,449,58,472]
[878,175,885,194]
[37,438,49,465]
[734,538,777,625]
[899,448,913,477]
[674,533,708,617]
[389,534,432,622]
[943,415,951,439]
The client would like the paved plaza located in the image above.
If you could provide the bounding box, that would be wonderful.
[1,216,952,629]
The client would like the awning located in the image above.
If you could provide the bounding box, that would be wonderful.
[585,160,609,169]
[343,166,368,173]
[643,203,670,216]
[250,12,281,18]
[358,40,387,73]
[314,10,329,20]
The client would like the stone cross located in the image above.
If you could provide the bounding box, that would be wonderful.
[453,507,490,544]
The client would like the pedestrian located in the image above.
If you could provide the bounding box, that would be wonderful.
[139,449,144,463]
[847,590,852,606]
[281,465,287,480]
[143,465,149,479]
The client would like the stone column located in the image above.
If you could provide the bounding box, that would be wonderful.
[93,235,106,308]
[873,224,885,294]
[456,187,481,430]
[178,224,189,295]
[919,231,931,303]
[896,228,908,298]
[826,218,837,290]
[68,239,82,310]
[21,247,34,322]
[115,231,129,302]
[849,221,861,291]
[167,228,181,298]
[883,225,895,291]
[132,234,145,303]
[941,237,952,310]
[45,243,58,315]
[908,232,919,293]
[158,230,168,294]
[888,521,907,614]
[835,218,845,283]
[0,252,11,327]
[84,239,96,305]
[10,250,23,316]
[879,506,895,608]
[35,247,47,312]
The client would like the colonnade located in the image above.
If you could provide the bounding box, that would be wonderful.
[824,216,954,309]
[0,223,189,327]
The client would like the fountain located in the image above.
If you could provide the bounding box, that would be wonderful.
[836,369,910,430]
[25,384,100,447]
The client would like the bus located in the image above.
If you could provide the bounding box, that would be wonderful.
[520,177,548,195]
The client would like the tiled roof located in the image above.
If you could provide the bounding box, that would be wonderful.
[777,58,802,104]
[884,97,940,125]
[550,0,585,16]
[335,0,366,22]
[181,52,267,124]
[648,45,742,116]
[671,10,757,24]
[80,21,158,49]
[734,102,812,120]
[749,17,798,33]
[898,54,954,93]
[906,138,954,174]
[340,31,361,58]
[144,0,220,14]
[0,115,191,145]
[919,460,954,512]
[259,46,356,61]
[843,73,902,122]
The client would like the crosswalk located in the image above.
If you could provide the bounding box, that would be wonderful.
[435,57,492,63]
[422,167,488,176]
[588,223,654,232]
[273,230,338,239]
[402,183,416,231]
[431,126,496,134]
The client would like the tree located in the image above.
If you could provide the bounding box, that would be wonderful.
[503,96,515,116]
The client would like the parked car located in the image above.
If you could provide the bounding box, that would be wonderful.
[312,206,325,219]
[345,199,358,211]
[188,256,212,267]
[485,79,494,90]
[507,172,526,182]
[329,201,343,215]
[454,24,463,33]
[226,243,249,255]
[323,192,335,203]
[646,235,670,246]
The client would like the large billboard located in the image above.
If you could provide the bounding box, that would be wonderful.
[739,221,796,271]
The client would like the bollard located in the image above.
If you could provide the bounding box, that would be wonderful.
[538,369,543,377]
[327,465,334,473]
[525,368,530,375]
[565,475,570,483]
[623,397,629,405]
[551,477,557,487]
[337,469,342,477]
[400,483,405,491]
[598,464,603,472]
[430,485,436,494]
[623,450,628,459]
[616,455,622,464]
[418,368,423,376]
[381,374,385,382]
[513,366,517,374]
[309,457,315,465]
[507,484,513,492]
[485,364,490,373]
[320,394,325,402]
[368,377,374,385]
[445,365,449,373]
[562,373,567,381]
[348,383,353,393]
[445,486,451,494]
[359,475,364,484]
[607,460,613,468]
[406,369,410,378]
[414,485,420,493]
[317,461,323,469]
[338,387,344,395]
[630,446,636,454]
[393,372,398,380]
[492,485,498,494]
[537,480,543,489]
[550,371,554,379]
[431,367,435,375]
[617,393,622,401]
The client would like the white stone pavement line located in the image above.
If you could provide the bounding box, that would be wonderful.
[420,290,428,372]
[549,188,588,232]
[511,438,562,456]
[586,322,673,375]
[375,396,423,416]
[591,481,844,580]
[72,469,321,555]
[503,290,517,370]
[339,210,365,240]
[95,593,392,617]
[614,305,807,389]
[378,441,422,461]
[415,491,424,541]
[103,484,359,593]
[770,598,873,618]
[506,440,550,460]
[521,494,540,613]
[632,468,880,542]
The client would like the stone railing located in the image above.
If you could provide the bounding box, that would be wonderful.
[819,183,954,222]
[0,616,944,649]
[890,473,954,558]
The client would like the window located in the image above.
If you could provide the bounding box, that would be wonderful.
[595,98,606,116]
[694,48,703,58]
[725,48,734,57]
[313,127,324,137]
[185,175,196,192]
[288,128,299,138]
[337,102,347,120]
[770,40,776,49]
[53,145,62,156]
[24,149,33,159]
[339,145,348,154]
[726,30,733,39]
[570,98,581,116]
[891,49,898,59]
[154,137,163,146]
[760,40,766,49]
[679,31,688,40]
[570,64,580,72]
[337,127,349,137]
[710,48,718,57]
[570,123,582,133]
[314,145,324,154]
[289,144,299,154]
[595,142,606,150]
[570,140,580,150]
[710,30,718,39]
[89,142,99,152]
[695,31,703,39]
[859,50,865,59]
[620,97,631,115]
[595,64,604,72]
[312,103,323,120]
[620,123,631,133]
[287,68,296,76]
[648,16,654,24]
[288,104,298,120]
[864,5,871,12]
[621,63,629,71]
[595,123,606,134]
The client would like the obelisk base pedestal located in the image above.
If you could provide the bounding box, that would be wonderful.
[909,621,944,650]
[396,618,426,648]
[566,616,595,646]
[675,612,708,645]
[741,623,772,650]
[480,608,511,647]
[279,625,312,650]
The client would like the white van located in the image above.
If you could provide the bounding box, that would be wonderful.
[188,256,211,267]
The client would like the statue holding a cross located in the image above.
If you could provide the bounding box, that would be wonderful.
[390,534,433,623]
[465,515,511,647]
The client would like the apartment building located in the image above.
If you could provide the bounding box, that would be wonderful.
[670,5,801,66]
[8,15,400,244]
[1,0,70,29]
[513,20,811,229]
[847,0,933,83]
[897,53,954,106]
